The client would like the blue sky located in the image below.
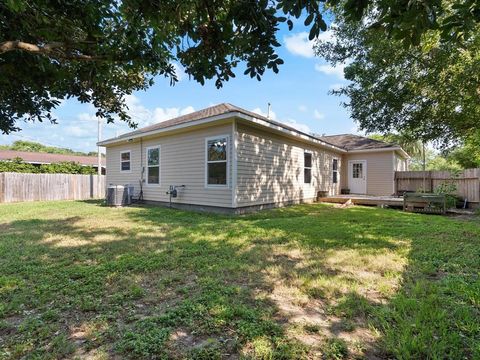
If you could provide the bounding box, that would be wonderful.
[0,20,357,153]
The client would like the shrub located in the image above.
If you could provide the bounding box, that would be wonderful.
[0,158,96,174]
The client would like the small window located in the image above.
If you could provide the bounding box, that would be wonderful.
[206,137,228,186]
[333,159,338,184]
[120,151,131,171]
[147,146,160,184]
[352,163,363,178]
[304,152,312,184]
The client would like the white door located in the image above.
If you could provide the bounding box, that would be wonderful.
[348,160,367,194]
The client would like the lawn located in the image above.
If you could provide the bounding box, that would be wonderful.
[0,201,479,359]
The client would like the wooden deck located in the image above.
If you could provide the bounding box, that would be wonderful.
[319,194,404,207]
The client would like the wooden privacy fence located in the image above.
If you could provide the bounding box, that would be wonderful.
[0,172,106,203]
[395,169,480,207]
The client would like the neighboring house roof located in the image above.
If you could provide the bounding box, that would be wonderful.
[0,150,105,167]
[97,103,408,157]
[319,134,397,151]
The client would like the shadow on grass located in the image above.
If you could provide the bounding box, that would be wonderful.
[0,201,479,358]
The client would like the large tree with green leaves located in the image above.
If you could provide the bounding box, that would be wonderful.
[2,0,480,134]
[0,0,328,134]
[316,1,480,147]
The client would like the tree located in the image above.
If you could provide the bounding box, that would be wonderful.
[369,133,423,159]
[1,0,330,134]
[3,0,480,134]
[0,140,101,156]
[316,1,480,147]
[444,131,480,169]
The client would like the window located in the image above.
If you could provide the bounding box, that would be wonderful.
[352,163,363,179]
[120,151,131,171]
[304,152,312,184]
[333,159,338,184]
[206,136,228,186]
[146,146,160,184]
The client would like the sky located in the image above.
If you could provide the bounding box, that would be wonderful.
[0,18,357,153]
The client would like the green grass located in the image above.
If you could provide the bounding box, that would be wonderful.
[0,201,479,359]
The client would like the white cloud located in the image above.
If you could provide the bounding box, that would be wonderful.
[284,30,334,58]
[77,112,98,122]
[122,94,195,127]
[124,94,153,127]
[313,110,325,120]
[315,63,346,79]
[3,96,196,153]
[153,106,194,123]
[251,107,277,120]
[251,107,310,133]
[64,125,91,138]
[71,95,196,143]
[282,119,311,133]
[180,106,195,116]
[298,105,307,112]
[284,32,315,58]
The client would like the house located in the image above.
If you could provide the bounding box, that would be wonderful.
[98,103,409,212]
[319,134,409,196]
[0,150,106,174]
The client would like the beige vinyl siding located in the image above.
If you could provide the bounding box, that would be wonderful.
[342,151,395,196]
[106,144,142,186]
[106,122,234,207]
[236,123,342,207]
[394,153,408,171]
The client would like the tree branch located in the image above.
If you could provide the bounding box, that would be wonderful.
[0,40,107,61]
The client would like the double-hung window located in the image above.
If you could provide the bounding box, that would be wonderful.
[206,136,228,186]
[304,152,312,184]
[120,151,131,172]
[333,159,338,184]
[146,146,160,185]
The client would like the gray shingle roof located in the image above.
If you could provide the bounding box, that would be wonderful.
[101,103,401,153]
[319,134,398,151]
[105,103,339,148]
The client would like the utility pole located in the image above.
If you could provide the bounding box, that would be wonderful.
[97,117,103,197]
[97,117,102,176]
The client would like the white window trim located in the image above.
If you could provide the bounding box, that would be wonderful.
[145,145,161,186]
[205,134,230,189]
[304,150,313,185]
[120,150,131,173]
[333,158,339,184]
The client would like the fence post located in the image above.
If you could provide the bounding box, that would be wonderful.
[430,171,434,192]
[394,172,398,195]
[0,173,4,203]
